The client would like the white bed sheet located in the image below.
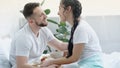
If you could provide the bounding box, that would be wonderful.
[102,52,120,68]
[0,37,120,68]
[62,52,120,68]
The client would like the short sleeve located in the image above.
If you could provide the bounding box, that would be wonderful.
[15,35,32,57]
[73,27,89,44]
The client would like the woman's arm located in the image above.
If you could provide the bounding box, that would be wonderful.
[41,43,84,67]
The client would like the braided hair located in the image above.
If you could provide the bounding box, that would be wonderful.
[61,0,82,58]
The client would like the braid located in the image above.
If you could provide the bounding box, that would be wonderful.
[67,20,78,58]
[61,0,82,58]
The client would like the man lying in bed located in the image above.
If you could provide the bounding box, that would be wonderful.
[9,2,67,68]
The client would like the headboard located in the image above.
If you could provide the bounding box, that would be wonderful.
[19,15,120,53]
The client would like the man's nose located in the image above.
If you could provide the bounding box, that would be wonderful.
[45,15,47,18]
[44,14,47,19]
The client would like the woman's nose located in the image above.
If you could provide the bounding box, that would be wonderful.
[58,12,60,15]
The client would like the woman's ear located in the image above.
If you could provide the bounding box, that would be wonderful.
[66,6,72,12]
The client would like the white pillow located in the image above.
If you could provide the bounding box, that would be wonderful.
[0,37,12,68]
[0,37,11,59]
[0,55,11,68]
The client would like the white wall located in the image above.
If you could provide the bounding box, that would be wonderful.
[84,15,120,53]
[0,0,120,36]
[37,0,120,16]
[47,16,120,53]
[0,0,120,53]
[39,0,120,16]
[0,0,45,37]
[80,0,120,16]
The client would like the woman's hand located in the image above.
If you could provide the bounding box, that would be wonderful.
[41,59,53,67]
[63,50,68,57]
[41,60,61,68]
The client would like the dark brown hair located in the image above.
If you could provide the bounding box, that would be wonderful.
[61,0,82,58]
[23,2,40,18]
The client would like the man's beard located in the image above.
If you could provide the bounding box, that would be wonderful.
[35,21,47,27]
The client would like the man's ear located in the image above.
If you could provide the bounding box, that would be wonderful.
[28,18,34,23]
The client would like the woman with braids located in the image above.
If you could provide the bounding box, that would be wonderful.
[41,0,103,68]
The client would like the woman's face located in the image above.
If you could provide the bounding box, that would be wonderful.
[58,4,67,22]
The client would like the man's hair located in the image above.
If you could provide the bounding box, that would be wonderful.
[23,2,40,18]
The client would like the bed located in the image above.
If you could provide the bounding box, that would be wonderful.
[0,36,120,68]
[55,51,120,68]
[0,36,11,68]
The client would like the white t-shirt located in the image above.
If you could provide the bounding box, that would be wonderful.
[9,23,55,68]
[73,20,102,62]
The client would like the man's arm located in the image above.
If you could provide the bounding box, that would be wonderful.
[17,56,60,68]
[16,56,39,68]
[48,38,68,51]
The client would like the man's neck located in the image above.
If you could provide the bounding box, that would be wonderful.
[29,24,40,37]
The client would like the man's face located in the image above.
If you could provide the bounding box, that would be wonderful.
[32,7,48,27]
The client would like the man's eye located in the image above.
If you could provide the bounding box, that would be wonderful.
[39,14,43,17]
